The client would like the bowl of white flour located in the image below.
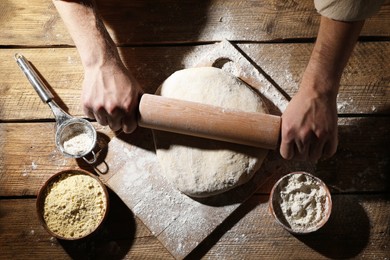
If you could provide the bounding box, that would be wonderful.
[269,172,332,234]
[36,169,109,240]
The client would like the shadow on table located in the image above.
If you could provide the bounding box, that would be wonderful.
[76,130,112,173]
[316,114,390,194]
[295,113,390,258]
[97,0,212,94]
[296,195,370,259]
[186,195,269,259]
[59,188,136,259]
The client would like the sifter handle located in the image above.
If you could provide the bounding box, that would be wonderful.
[14,53,54,103]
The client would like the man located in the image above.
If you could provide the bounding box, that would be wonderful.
[52,0,383,161]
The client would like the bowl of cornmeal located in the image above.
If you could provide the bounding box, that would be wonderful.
[36,169,109,240]
[269,172,332,234]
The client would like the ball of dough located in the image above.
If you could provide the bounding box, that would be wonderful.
[153,67,268,198]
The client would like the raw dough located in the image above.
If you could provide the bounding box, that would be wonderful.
[153,67,268,198]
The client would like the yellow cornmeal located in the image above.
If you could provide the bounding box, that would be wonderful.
[43,173,106,239]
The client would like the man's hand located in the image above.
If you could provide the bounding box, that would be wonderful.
[82,60,142,133]
[279,16,364,161]
[53,0,143,133]
[280,79,338,161]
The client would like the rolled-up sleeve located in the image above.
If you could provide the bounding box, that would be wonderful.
[314,0,385,21]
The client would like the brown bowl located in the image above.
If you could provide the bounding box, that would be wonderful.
[36,169,109,240]
[269,172,332,234]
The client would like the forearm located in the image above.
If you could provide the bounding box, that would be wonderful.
[303,16,364,97]
[280,16,364,161]
[52,0,119,69]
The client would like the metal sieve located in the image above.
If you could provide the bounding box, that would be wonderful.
[15,53,97,164]
[55,117,97,162]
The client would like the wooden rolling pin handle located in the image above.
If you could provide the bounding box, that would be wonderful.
[138,94,281,150]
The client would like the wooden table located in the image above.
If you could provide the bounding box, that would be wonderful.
[1,0,389,259]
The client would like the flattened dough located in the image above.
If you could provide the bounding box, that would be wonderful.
[153,67,268,198]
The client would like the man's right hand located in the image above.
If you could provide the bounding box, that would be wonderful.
[82,59,143,133]
[52,0,143,134]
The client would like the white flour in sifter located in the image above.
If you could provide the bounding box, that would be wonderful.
[63,132,93,156]
[277,173,330,232]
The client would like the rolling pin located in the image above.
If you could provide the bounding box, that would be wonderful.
[138,94,281,150]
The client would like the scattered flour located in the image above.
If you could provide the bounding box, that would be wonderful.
[42,172,107,239]
[275,173,330,233]
[31,162,38,170]
[63,133,93,156]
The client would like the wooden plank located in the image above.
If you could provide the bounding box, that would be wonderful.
[1,43,389,121]
[315,117,390,192]
[238,42,390,115]
[1,117,389,196]
[199,194,390,259]
[0,122,115,196]
[255,117,390,194]
[0,0,389,46]
[0,48,84,120]
[0,0,70,46]
[1,194,389,259]
[0,196,173,259]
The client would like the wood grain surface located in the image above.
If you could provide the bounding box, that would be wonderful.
[1,117,388,196]
[1,0,389,46]
[1,42,389,121]
[0,0,389,259]
[1,194,389,259]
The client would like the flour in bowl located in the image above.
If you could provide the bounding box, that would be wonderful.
[277,173,330,232]
[42,172,107,239]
